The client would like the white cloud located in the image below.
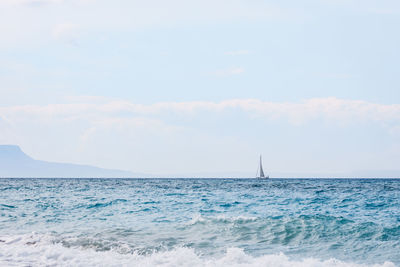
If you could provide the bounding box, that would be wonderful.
[0,0,96,6]
[0,0,65,6]
[52,23,81,45]
[2,97,400,126]
[1,97,400,174]
[0,0,289,48]
[372,9,400,15]
[63,95,116,104]
[212,67,245,77]
[3,96,400,163]
[224,50,250,56]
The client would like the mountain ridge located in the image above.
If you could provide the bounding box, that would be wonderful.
[0,145,145,178]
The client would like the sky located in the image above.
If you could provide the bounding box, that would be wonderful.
[0,0,400,177]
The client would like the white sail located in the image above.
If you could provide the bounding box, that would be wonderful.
[257,155,268,179]
[259,155,265,178]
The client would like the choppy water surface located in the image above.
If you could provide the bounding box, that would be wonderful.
[0,178,399,266]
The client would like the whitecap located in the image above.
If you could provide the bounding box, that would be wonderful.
[187,214,258,225]
[0,234,395,267]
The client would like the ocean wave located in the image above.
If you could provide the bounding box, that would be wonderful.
[188,214,258,225]
[0,234,395,267]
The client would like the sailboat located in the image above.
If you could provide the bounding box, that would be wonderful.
[256,155,269,179]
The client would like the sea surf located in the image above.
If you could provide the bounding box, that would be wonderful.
[0,178,399,266]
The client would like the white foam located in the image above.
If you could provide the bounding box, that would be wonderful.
[0,234,396,267]
[214,215,258,223]
[188,213,207,224]
[188,214,258,225]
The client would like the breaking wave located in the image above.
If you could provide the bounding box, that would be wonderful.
[0,234,396,267]
[188,214,258,225]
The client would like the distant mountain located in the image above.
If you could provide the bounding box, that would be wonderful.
[0,145,146,178]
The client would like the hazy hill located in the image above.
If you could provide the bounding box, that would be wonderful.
[0,145,143,178]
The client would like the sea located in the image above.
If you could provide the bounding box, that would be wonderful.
[0,178,399,267]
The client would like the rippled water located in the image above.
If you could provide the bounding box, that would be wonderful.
[0,178,399,266]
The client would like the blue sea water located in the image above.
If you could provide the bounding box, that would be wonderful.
[0,178,399,266]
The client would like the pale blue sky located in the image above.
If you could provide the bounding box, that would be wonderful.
[1,0,400,176]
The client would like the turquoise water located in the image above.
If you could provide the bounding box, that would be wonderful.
[0,178,399,266]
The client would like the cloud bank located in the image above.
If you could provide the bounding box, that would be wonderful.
[1,97,399,126]
[1,97,399,174]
